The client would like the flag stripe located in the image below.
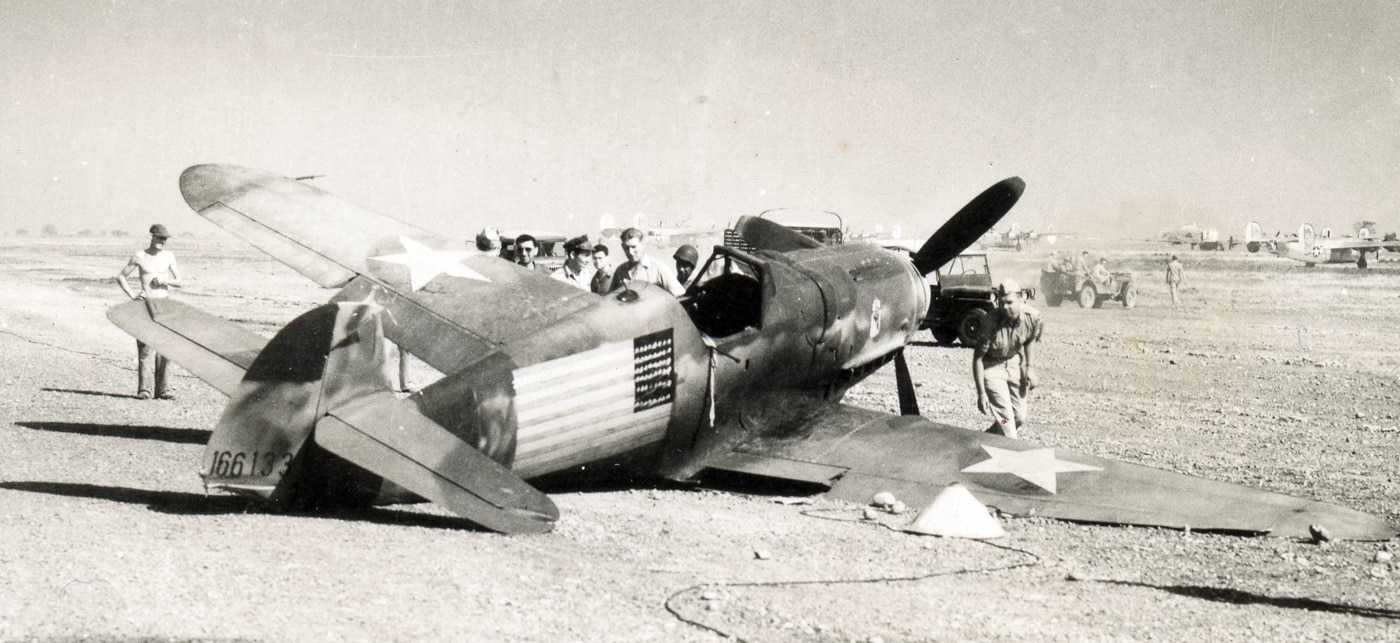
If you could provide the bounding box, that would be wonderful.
[514,406,671,475]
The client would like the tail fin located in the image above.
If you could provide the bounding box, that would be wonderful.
[202,300,557,532]
[201,301,391,501]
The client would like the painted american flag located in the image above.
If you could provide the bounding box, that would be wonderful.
[511,330,675,476]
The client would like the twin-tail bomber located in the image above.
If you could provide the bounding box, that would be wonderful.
[108,164,1395,539]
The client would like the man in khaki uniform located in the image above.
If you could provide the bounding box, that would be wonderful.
[972,278,1043,438]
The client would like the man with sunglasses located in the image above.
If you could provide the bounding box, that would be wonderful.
[512,234,549,273]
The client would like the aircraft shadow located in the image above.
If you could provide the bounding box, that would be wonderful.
[16,421,211,445]
[0,481,484,531]
[41,387,140,400]
[1101,580,1400,619]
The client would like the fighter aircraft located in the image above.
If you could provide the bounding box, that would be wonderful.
[1245,221,1400,268]
[107,165,1394,540]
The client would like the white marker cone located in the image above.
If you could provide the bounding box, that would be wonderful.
[905,483,1006,539]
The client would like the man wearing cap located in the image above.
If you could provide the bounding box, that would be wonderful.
[972,278,1043,439]
[551,235,595,291]
[608,228,685,295]
[673,244,700,286]
[114,224,185,400]
[590,244,614,295]
[475,227,501,253]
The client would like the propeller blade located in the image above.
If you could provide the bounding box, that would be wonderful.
[894,349,920,416]
[913,177,1026,275]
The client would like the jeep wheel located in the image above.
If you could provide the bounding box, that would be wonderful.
[1045,291,1063,307]
[1122,284,1137,309]
[931,327,957,345]
[957,309,988,346]
[1077,284,1097,308]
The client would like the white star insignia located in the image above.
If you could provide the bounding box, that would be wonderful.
[962,445,1102,494]
[369,237,490,291]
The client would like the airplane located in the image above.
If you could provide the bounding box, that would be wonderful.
[1245,221,1400,268]
[980,223,1037,251]
[105,164,1395,540]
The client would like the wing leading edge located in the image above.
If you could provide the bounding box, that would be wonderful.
[702,405,1395,540]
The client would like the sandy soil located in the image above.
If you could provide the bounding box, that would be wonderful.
[1,236,1397,642]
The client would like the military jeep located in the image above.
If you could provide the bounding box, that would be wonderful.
[1040,269,1136,309]
[922,251,1000,346]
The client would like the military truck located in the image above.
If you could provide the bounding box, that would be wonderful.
[1040,269,1136,308]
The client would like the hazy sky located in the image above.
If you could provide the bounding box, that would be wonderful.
[4,1,1398,240]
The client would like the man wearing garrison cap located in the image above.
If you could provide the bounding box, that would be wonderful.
[971,278,1043,439]
[550,235,596,291]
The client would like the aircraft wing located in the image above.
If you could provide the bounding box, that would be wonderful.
[701,404,1395,540]
[180,165,600,370]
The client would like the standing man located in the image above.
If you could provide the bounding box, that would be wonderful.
[590,244,614,295]
[609,228,685,295]
[114,224,184,400]
[972,279,1043,439]
[513,234,549,273]
[1166,254,1185,309]
[550,235,594,291]
[475,227,501,253]
[673,244,699,286]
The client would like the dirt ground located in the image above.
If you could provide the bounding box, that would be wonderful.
[1,236,1397,642]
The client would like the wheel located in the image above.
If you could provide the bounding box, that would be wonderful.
[1121,285,1137,309]
[1045,291,1063,307]
[1077,284,1097,308]
[931,327,957,345]
[1246,241,1261,253]
[957,309,988,346]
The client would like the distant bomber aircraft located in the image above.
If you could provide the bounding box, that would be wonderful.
[1245,221,1400,268]
[107,165,1394,539]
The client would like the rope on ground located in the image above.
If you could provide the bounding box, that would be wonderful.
[663,506,1043,642]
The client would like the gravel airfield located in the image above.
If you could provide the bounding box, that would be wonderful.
[1,236,1398,641]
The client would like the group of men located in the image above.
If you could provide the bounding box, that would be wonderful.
[1042,249,1113,286]
[473,226,700,296]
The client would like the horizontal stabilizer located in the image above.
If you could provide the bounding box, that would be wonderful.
[705,405,1396,541]
[314,393,558,534]
[107,299,267,396]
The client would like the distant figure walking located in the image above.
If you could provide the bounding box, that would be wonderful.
[1166,255,1185,309]
[114,224,184,400]
[973,279,1043,439]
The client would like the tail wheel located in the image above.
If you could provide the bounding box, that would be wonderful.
[1078,284,1097,308]
[1247,241,1261,253]
[957,308,988,346]
[1122,285,1137,309]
